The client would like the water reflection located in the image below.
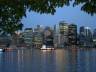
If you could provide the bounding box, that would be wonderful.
[0,48,96,72]
[77,49,96,72]
[40,50,56,72]
[55,49,67,72]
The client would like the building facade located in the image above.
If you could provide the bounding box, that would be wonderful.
[33,25,44,48]
[79,26,86,46]
[53,24,60,48]
[79,26,93,47]
[93,29,96,47]
[68,24,77,46]
[59,21,68,47]
[44,26,54,47]
[23,28,33,47]
[0,31,11,46]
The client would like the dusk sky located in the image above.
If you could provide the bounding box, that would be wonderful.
[21,4,96,31]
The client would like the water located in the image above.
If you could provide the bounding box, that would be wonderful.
[0,48,96,72]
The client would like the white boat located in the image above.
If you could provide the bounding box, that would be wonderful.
[0,48,5,52]
[41,45,54,50]
[41,45,46,50]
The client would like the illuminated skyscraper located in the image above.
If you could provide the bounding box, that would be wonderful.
[59,21,68,47]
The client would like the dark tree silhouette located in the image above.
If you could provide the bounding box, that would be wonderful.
[0,0,96,34]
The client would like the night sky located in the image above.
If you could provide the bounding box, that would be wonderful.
[21,4,96,31]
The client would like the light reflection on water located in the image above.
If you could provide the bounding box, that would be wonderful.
[0,48,96,72]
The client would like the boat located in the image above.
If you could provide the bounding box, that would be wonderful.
[0,48,5,52]
[41,45,55,50]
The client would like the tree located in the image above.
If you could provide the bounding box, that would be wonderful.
[0,0,96,34]
[0,0,25,34]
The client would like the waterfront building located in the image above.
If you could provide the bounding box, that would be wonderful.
[16,32,25,46]
[84,27,93,47]
[68,24,77,46]
[0,32,11,46]
[23,28,33,46]
[33,32,43,48]
[33,25,44,48]
[59,21,68,47]
[77,33,80,45]
[53,24,61,48]
[93,29,96,47]
[79,26,86,46]
[44,26,54,47]
[79,26,92,47]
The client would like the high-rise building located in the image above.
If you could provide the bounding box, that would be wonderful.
[33,32,43,48]
[79,26,86,46]
[53,24,60,48]
[93,29,96,47]
[23,28,33,46]
[79,26,93,47]
[59,21,68,47]
[84,27,93,47]
[68,24,77,45]
[44,26,53,47]
[33,25,44,48]
[16,32,25,46]
[59,21,68,35]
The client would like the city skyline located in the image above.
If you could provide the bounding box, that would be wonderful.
[21,23,96,48]
[22,22,96,33]
[0,1,96,72]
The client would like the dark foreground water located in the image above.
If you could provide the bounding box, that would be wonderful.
[0,48,96,72]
